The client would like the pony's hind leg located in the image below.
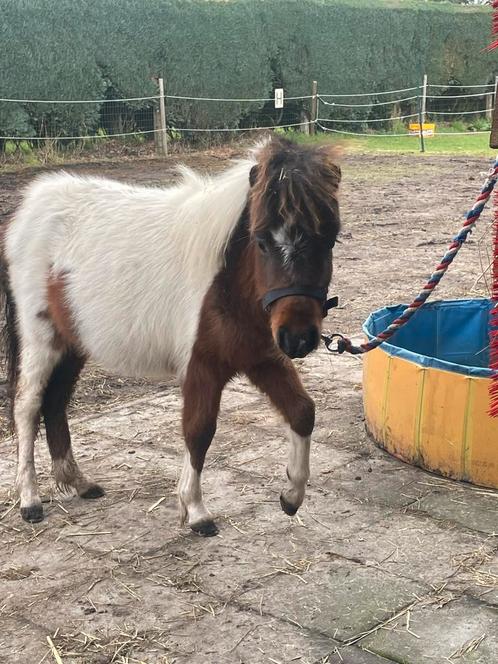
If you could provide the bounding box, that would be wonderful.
[14,343,62,523]
[42,351,104,500]
[246,356,315,517]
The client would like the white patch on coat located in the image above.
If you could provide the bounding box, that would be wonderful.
[5,157,257,381]
[14,341,62,510]
[281,427,310,509]
[271,226,303,268]
[178,453,211,526]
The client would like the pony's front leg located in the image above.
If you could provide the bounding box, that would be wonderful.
[246,356,315,516]
[179,357,230,537]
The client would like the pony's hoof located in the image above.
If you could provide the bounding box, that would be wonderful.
[21,504,44,523]
[190,519,219,537]
[80,484,105,500]
[280,494,298,516]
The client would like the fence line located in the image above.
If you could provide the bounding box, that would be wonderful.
[426,92,493,99]
[0,128,162,141]
[0,121,314,142]
[0,95,162,104]
[0,93,312,104]
[166,94,313,102]
[317,123,490,137]
[428,108,489,116]
[318,95,419,108]
[168,121,312,133]
[318,86,420,98]
[428,83,495,89]
[0,84,494,108]
[0,79,496,150]
[317,124,409,137]
[317,113,419,123]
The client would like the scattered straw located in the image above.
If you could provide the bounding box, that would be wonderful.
[46,636,63,664]
[449,633,486,660]
[147,496,166,513]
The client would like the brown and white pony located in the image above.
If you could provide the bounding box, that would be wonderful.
[0,136,341,536]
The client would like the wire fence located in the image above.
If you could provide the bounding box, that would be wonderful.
[0,77,497,155]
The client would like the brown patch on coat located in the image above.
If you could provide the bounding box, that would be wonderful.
[183,137,342,473]
[183,210,316,471]
[47,272,80,349]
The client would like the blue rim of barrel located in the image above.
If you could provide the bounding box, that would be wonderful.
[362,298,493,378]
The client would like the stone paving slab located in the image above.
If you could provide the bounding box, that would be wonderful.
[331,510,493,586]
[236,558,427,642]
[362,596,498,663]
[409,484,498,535]
[322,456,432,510]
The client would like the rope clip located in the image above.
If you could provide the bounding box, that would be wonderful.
[321,333,350,354]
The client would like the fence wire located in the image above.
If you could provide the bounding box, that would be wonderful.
[0,81,496,145]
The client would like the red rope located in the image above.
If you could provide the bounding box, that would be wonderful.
[488,1,498,415]
[490,192,498,417]
[491,0,498,50]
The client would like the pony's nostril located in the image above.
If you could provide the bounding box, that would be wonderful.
[307,326,319,350]
[278,326,289,352]
[296,338,308,357]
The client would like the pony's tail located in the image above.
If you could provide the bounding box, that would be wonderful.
[0,231,19,431]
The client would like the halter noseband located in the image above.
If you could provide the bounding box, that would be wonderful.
[262,286,338,318]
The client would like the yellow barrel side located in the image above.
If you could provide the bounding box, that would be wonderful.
[466,377,498,487]
[418,368,469,480]
[363,346,498,490]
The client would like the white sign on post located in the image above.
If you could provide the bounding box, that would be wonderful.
[274,88,284,109]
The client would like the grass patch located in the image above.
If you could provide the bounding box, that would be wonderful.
[285,130,495,157]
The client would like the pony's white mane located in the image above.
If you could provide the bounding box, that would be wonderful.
[172,157,256,278]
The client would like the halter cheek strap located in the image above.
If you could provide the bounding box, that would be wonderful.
[262,286,339,318]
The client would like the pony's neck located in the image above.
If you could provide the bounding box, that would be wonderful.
[217,209,265,323]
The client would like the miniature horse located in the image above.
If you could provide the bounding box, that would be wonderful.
[0,136,341,536]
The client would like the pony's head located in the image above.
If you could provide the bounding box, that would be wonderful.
[248,137,341,359]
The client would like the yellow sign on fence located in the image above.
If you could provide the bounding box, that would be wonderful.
[408,123,436,137]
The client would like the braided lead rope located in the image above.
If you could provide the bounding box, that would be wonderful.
[325,159,498,355]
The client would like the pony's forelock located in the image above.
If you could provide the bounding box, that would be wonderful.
[249,137,341,236]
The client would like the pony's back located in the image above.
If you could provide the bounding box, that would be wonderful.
[5,164,251,379]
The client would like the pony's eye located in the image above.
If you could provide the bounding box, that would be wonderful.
[256,237,268,254]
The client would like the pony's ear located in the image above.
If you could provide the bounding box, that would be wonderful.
[317,144,343,183]
[249,165,259,187]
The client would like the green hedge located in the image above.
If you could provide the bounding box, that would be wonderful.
[0,0,494,137]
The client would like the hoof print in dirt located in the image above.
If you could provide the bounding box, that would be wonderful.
[80,484,106,500]
[190,519,219,537]
[280,494,298,516]
[20,504,44,523]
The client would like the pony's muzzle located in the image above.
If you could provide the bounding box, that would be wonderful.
[277,325,319,359]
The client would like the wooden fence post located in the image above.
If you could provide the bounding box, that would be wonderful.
[310,80,318,136]
[421,73,428,125]
[417,96,425,154]
[154,106,162,154]
[158,77,168,157]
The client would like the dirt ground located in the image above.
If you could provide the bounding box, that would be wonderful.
[0,148,497,664]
